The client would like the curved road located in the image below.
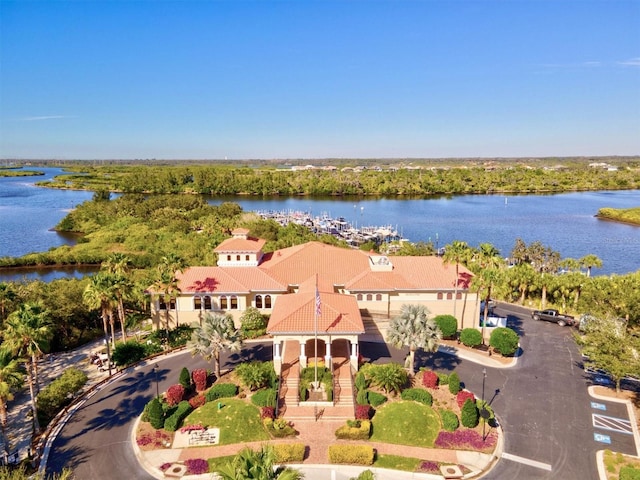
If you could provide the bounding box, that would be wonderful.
[47,305,620,479]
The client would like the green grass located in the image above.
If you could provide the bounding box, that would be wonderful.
[208,455,236,473]
[370,401,440,447]
[374,454,421,472]
[597,207,640,226]
[183,398,270,445]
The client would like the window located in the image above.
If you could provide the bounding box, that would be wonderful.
[264,295,272,308]
[245,255,250,261]
[169,299,176,310]
[220,296,228,309]
[204,296,212,309]
[159,299,167,310]
[356,293,363,301]
[446,292,453,300]
[437,292,443,300]
[236,255,240,261]
[456,292,462,300]
[230,295,238,309]
[376,294,382,301]
[227,255,231,261]
[194,297,202,310]
[366,294,373,301]
[255,295,263,308]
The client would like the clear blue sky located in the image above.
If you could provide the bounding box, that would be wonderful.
[1,0,639,160]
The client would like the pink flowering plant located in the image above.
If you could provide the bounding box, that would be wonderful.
[434,429,497,451]
[185,458,209,475]
[179,423,205,434]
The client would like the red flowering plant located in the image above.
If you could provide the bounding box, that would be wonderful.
[188,394,206,409]
[456,390,475,409]
[166,384,185,406]
[179,423,205,434]
[192,369,208,392]
[422,370,439,389]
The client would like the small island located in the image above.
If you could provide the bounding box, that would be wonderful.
[0,168,45,178]
[596,207,640,226]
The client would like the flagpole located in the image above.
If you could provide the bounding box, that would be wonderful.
[314,274,319,389]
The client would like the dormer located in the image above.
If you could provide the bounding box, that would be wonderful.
[368,254,393,272]
[214,229,266,267]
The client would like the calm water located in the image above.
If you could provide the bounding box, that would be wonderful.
[1,167,639,280]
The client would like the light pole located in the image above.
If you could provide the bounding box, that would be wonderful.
[153,364,160,399]
[480,367,490,441]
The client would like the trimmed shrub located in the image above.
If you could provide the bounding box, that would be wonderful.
[440,409,460,431]
[448,372,461,395]
[188,394,206,409]
[264,418,296,438]
[111,340,147,367]
[273,443,306,463]
[166,384,185,406]
[328,445,374,465]
[620,466,640,480]
[251,388,276,408]
[355,404,371,420]
[437,372,450,385]
[179,367,191,389]
[240,307,268,339]
[299,384,308,402]
[434,314,458,338]
[205,383,238,402]
[489,327,519,356]
[366,362,407,395]
[460,328,483,347]
[235,361,276,391]
[147,397,165,430]
[456,390,475,409]
[461,399,479,428]
[422,370,438,389]
[356,388,368,406]
[355,372,368,390]
[36,367,88,427]
[164,400,192,432]
[192,368,208,392]
[401,388,433,406]
[367,391,387,407]
[335,420,371,440]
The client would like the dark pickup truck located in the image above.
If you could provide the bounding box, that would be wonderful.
[532,309,575,327]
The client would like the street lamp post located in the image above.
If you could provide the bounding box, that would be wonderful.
[153,364,160,399]
[480,368,490,441]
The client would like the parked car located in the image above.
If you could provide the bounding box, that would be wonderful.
[531,309,575,327]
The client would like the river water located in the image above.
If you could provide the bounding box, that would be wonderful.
[1,167,639,280]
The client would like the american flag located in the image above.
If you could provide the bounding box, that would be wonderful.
[315,287,321,317]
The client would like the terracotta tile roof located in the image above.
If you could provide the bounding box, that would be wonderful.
[389,256,473,290]
[267,290,364,335]
[176,267,286,293]
[214,236,266,253]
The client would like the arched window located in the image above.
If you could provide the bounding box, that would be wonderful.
[230,295,238,309]
[194,296,202,310]
[456,292,462,300]
[437,292,443,300]
[264,295,272,308]
[220,296,228,309]
[356,293,363,301]
[245,255,250,261]
[159,298,167,310]
[236,255,241,261]
[366,294,373,301]
[446,292,453,300]
[169,299,176,310]
[255,295,263,309]
[227,255,231,261]
[376,294,382,301]
[204,296,212,310]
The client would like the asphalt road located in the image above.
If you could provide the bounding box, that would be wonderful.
[45,305,637,479]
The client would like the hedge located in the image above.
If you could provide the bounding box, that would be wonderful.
[367,391,387,407]
[448,372,461,395]
[37,367,88,427]
[460,328,483,347]
[439,409,460,432]
[205,383,238,402]
[434,314,458,338]
[400,388,433,406]
[328,445,374,465]
[273,443,306,463]
[164,400,193,432]
[489,327,519,356]
[250,388,277,408]
[335,420,371,440]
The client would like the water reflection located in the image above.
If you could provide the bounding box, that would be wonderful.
[0,265,99,283]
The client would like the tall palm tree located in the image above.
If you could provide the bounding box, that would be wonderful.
[187,313,242,380]
[442,240,471,323]
[0,347,25,458]
[0,282,17,325]
[3,301,53,434]
[154,254,186,345]
[216,445,304,480]
[470,243,504,344]
[103,253,133,342]
[83,273,116,376]
[386,304,442,375]
[580,254,603,277]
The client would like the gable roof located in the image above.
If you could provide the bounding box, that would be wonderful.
[214,236,266,253]
[176,266,286,294]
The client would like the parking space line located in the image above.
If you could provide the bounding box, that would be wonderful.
[593,414,633,435]
[502,453,553,471]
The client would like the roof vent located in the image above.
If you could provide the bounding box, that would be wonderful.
[369,255,393,272]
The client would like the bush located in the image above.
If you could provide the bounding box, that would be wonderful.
[620,466,640,480]
[185,458,209,475]
[328,445,374,465]
[205,383,238,402]
[355,372,368,390]
[192,368,208,392]
[355,404,371,420]
[437,372,450,385]
[264,418,297,438]
[461,399,479,428]
[166,384,185,406]
[440,409,459,431]
[111,340,147,367]
[401,388,433,406]
[456,390,475,409]
[356,388,368,406]
[179,367,191,389]
[434,314,458,338]
[489,327,519,356]
[422,370,438,389]
[350,471,376,480]
[235,361,275,391]
[261,406,275,420]
[147,397,165,430]
[335,420,371,440]
[240,307,268,339]
[273,443,306,463]
[36,367,88,426]
[251,388,276,408]
[164,400,193,432]
[299,384,308,402]
[367,391,387,407]
[366,363,407,395]
[188,394,206,409]
[460,328,483,347]
[448,372,461,395]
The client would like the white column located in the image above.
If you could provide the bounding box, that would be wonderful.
[324,340,332,367]
[274,341,281,359]
[351,341,358,358]
[299,340,307,368]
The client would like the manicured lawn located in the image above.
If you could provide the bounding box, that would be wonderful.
[370,401,440,448]
[183,398,270,445]
[208,455,235,472]
[374,454,421,472]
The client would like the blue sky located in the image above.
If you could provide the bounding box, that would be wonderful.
[1,0,639,160]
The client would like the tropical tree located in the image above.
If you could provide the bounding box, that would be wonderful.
[83,273,116,375]
[154,254,186,343]
[442,240,472,321]
[579,254,603,277]
[103,253,133,342]
[386,304,442,375]
[0,348,25,458]
[216,445,304,480]
[187,313,242,380]
[3,301,53,434]
[505,263,536,305]
[0,282,17,325]
[469,243,504,342]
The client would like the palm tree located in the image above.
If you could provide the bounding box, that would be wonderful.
[188,313,242,380]
[154,254,186,345]
[580,254,603,277]
[442,240,471,323]
[3,301,53,434]
[0,282,17,325]
[83,273,116,376]
[470,243,504,343]
[386,304,442,375]
[103,253,133,342]
[216,445,304,480]
[0,347,25,458]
